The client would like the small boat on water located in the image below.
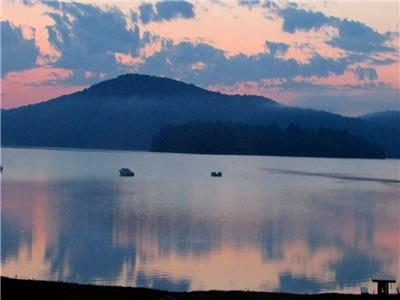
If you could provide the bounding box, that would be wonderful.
[211,171,222,177]
[119,168,134,177]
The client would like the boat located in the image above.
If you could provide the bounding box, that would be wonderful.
[119,168,134,177]
[211,171,222,177]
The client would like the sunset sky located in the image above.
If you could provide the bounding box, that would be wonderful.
[1,0,399,115]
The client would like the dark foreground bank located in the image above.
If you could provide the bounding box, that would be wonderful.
[2,277,399,300]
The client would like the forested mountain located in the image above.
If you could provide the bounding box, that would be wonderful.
[2,74,399,157]
[361,110,399,130]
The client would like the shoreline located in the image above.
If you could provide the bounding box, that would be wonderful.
[1,145,397,161]
[2,277,396,299]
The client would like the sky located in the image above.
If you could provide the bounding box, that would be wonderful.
[1,0,399,116]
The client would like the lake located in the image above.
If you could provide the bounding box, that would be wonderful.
[1,147,399,294]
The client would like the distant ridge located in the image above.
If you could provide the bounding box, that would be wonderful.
[361,110,400,129]
[2,73,399,157]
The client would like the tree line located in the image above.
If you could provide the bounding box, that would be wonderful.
[151,121,385,158]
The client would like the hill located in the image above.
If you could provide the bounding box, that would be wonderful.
[361,110,399,129]
[2,74,399,157]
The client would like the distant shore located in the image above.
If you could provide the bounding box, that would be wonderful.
[0,145,149,154]
[2,277,395,299]
[2,146,397,161]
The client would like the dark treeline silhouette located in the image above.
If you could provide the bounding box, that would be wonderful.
[151,121,385,158]
[361,110,400,129]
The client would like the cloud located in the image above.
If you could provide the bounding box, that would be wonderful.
[1,21,39,76]
[238,0,261,9]
[369,57,397,66]
[301,54,348,77]
[139,3,156,24]
[277,5,394,54]
[327,19,394,53]
[333,251,381,286]
[353,67,378,81]
[155,1,195,20]
[263,0,278,9]
[279,6,332,33]
[139,1,195,24]
[44,2,141,83]
[130,10,138,23]
[136,272,190,291]
[40,1,195,85]
[139,40,350,86]
[279,273,327,293]
[21,0,35,6]
[265,41,289,57]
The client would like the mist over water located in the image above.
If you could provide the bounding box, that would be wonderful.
[1,148,399,293]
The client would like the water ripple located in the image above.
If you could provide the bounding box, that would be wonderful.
[261,168,400,184]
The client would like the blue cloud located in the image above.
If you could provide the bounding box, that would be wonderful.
[263,0,278,9]
[1,21,39,76]
[139,41,350,86]
[301,54,348,77]
[279,7,332,33]
[265,41,289,57]
[328,19,394,53]
[155,1,195,20]
[354,67,378,81]
[277,5,394,54]
[44,2,141,82]
[130,10,138,23]
[238,0,261,8]
[136,272,190,291]
[333,251,381,286]
[139,1,195,24]
[139,3,156,24]
[21,0,35,6]
[370,57,396,66]
[279,273,327,293]
[48,3,140,56]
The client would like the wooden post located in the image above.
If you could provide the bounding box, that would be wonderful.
[372,276,396,295]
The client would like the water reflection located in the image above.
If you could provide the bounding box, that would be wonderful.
[262,168,400,184]
[1,148,399,293]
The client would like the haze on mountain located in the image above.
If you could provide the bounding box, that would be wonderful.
[2,74,399,157]
[360,111,400,130]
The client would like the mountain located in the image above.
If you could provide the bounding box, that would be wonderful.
[361,110,400,130]
[2,73,399,157]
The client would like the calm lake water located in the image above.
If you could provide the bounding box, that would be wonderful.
[1,148,399,293]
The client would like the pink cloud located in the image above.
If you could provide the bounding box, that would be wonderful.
[2,1,399,114]
[374,62,400,90]
[1,67,85,109]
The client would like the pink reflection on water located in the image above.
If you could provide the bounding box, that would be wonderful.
[1,153,399,293]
